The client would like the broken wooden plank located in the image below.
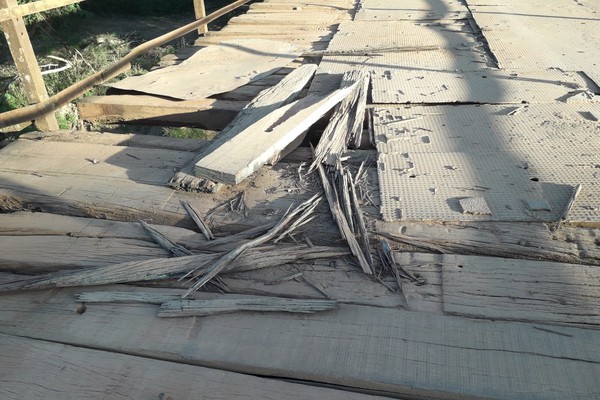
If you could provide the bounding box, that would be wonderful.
[0,235,170,273]
[0,140,334,230]
[0,244,348,293]
[20,130,210,151]
[318,164,372,274]
[138,220,193,257]
[440,253,600,328]
[1,287,599,400]
[158,296,337,317]
[172,64,317,190]
[376,220,600,265]
[182,202,214,240]
[75,291,181,304]
[183,194,322,295]
[0,333,391,400]
[194,83,360,185]
[109,39,301,100]
[220,260,404,308]
[310,70,369,170]
[77,95,244,130]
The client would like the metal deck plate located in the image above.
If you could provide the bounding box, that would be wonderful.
[355,0,469,21]
[375,104,600,222]
[309,20,492,93]
[469,3,600,71]
[371,69,596,104]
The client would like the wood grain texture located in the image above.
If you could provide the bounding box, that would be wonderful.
[195,84,358,184]
[0,235,169,273]
[109,39,300,100]
[440,253,600,328]
[0,333,391,400]
[77,95,244,129]
[1,286,599,400]
[376,220,600,265]
[0,139,332,229]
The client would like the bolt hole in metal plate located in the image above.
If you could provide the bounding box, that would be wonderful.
[375,104,600,222]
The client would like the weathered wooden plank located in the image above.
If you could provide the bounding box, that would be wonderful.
[109,39,300,101]
[219,260,404,308]
[20,130,210,152]
[176,64,316,186]
[0,139,329,229]
[0,334,391,400]
[0,212,215,251]
[0,245,348,292]
[0,0,84,23]
[1,286,599,399]
[440,253,600,328]
[376,220,600,265]
[195,83,359,184]
[159,297,338,317]
[228,12,351,25]
[77,95,244,129]
[0,235,170,273]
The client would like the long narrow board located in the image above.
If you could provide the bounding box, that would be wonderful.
[0,334,391,400]
[439,253,600,328]
[376,220,600,265]
[77,95,245,129]
[0,139,327,229]
[194,83,358,185]
[179,64,316,184]
[109,39,301,100]
[1,286,599,399]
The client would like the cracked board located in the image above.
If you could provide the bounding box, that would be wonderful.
[440,253,600,329]
[374,104,600,223]
[309,20,492,93]
[468,0,600,71]
[0,334,392,400]
[355,0,470,21]
[1,286,600,399]
[371,69,597,104]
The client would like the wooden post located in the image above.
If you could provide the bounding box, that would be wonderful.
[193,0,208,35]
[0,0,59,131]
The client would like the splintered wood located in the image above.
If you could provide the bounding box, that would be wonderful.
[194,82,360,185]
[158,297,337,317]
[172,64,318,191]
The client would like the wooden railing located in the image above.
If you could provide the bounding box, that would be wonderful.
[0,0,249,131]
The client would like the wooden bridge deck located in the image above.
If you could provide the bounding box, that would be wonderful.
[2,0,600,399]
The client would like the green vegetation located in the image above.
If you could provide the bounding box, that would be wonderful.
[1,0,243,134]
[162,127,217,140]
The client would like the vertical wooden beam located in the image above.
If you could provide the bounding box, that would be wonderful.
[193,0,208,35]
[0,0,59,131]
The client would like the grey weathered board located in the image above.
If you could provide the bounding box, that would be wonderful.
[1,286,599,399]
[0,334,392,400]
[77,94,245,129]
[439,254,600,328]
[184,64,317,184]
[0,139,336,231]
[109,39,301,100]
[376,220,600,265]
[194,83,358,185]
